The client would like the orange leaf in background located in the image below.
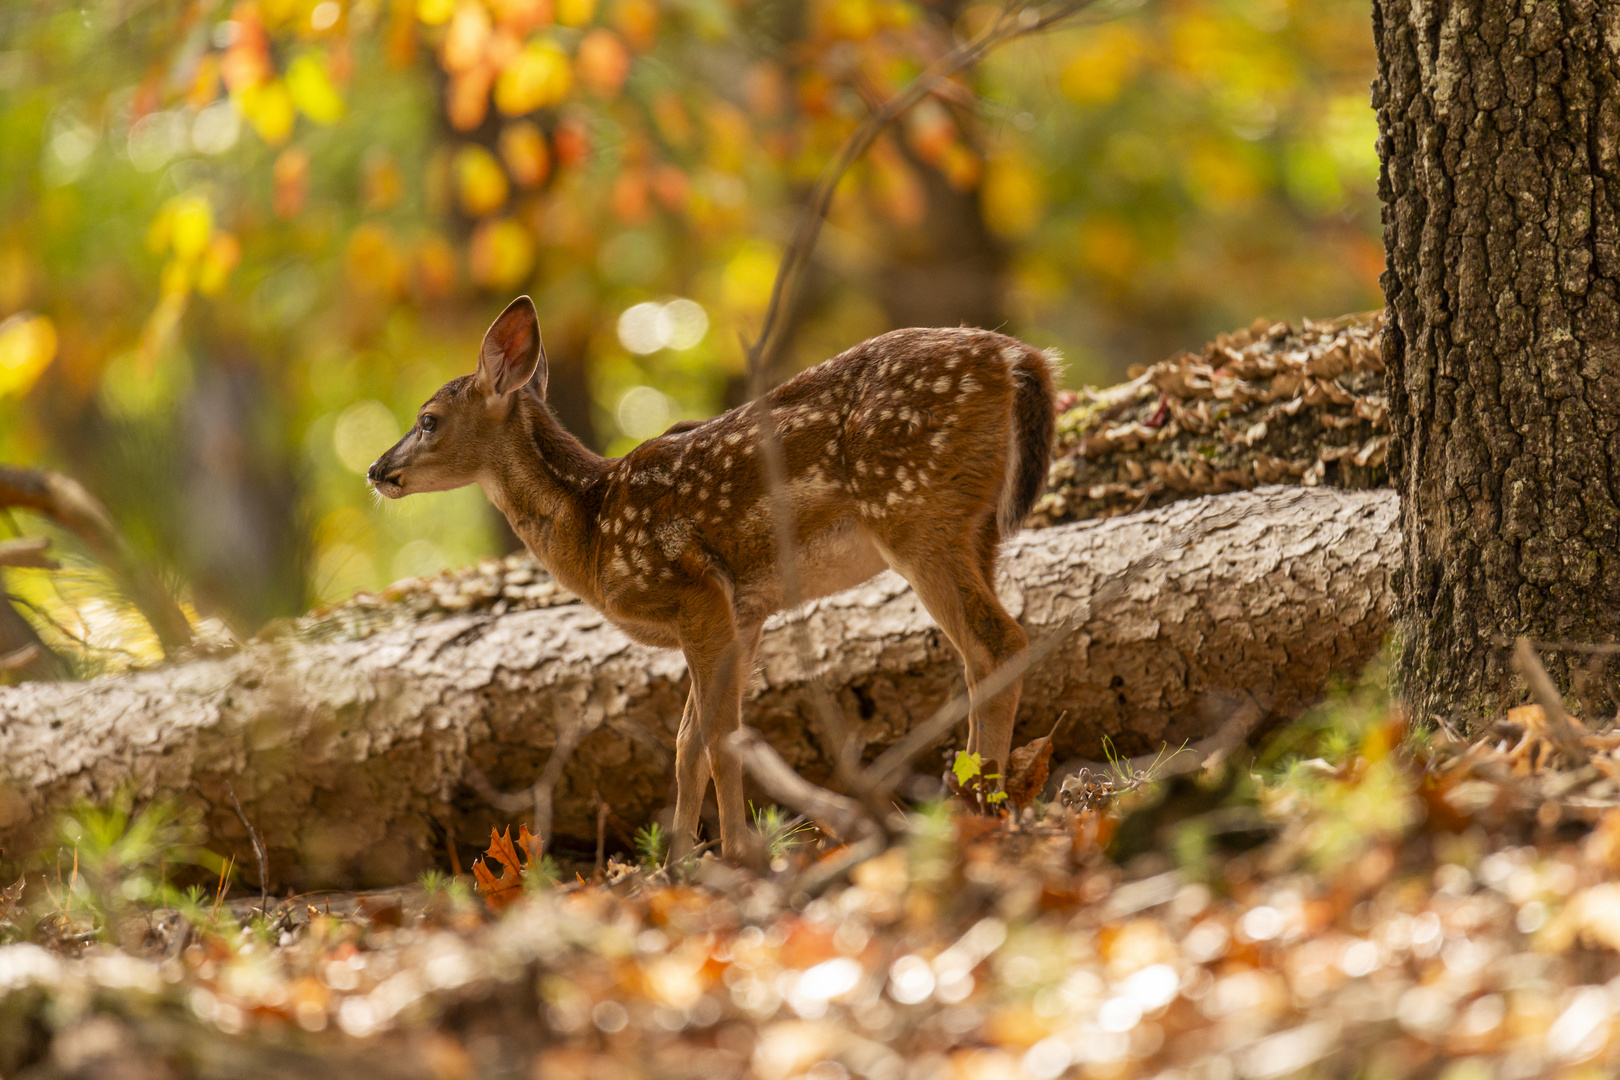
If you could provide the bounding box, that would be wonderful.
[491,0,554,32]
[650,164,689,212]
[905,99,955,166]
[744,62,785,118]
[454,143,510,216]
[443,1,492,72]
[499,121,551,188]
[221,9,273,93]
[188,53,222,108]
[273,147,310,219]
[577,29,630,97]
[611,0,657,50]
[363,148,405,211]
[447,64,495,131]
[552,118,590,167]
[610,169,650,224]
[650,92,692,148]
[472,825,531,911]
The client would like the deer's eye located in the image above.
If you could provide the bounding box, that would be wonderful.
[420,415,437,433]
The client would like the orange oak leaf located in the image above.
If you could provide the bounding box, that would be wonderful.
[472,824,539,911]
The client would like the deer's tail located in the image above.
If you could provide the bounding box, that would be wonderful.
[999,344,1059,535]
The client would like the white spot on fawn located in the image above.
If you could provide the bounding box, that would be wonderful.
[933,376,951,394]
[886,491,901,506]
[959,375,980,395]
[720,481,733,494]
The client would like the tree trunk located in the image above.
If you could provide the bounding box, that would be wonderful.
[0,487,1395,888]
[1374,0,1620,723]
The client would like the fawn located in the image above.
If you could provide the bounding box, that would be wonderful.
[369,296,1057,862]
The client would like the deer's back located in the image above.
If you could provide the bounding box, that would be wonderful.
[587,327,1042,629]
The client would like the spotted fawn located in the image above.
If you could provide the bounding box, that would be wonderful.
[370,296,1058,862]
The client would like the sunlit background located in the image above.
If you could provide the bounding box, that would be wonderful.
[0,0,1380,659]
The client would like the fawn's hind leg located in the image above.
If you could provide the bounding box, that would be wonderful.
[885,527,1028,783]
[669,688,710,858]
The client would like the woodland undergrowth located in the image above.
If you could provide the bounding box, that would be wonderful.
[6,651,1620,1078]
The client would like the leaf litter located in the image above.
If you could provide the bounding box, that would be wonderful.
[9,658,1620,1077]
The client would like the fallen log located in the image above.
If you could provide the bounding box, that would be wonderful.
[0,485,1396,888]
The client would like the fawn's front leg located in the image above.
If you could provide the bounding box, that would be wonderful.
[668,580,763,866]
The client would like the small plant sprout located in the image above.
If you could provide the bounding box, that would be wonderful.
[634,823,668,869]
[750,804,812,861]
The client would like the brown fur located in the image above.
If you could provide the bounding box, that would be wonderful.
[370,296,1058,863]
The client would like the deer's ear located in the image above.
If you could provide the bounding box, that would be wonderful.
[477,295,545,398]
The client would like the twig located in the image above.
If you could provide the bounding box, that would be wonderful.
[1512,638,1591,766]
[0,644,39,672]
[0,537,59,570]
[464,714,600,855]
[727,727,881,843]
[594,792,608,878]
[225,781,271,912]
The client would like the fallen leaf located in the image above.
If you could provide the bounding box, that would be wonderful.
[1006,714,1068,810]
[472,825,537,911]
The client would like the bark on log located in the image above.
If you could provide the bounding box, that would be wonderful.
[0,486,1398,889]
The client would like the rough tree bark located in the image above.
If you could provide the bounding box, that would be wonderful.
[0,487,1395,889]
[1375,0,1620,722]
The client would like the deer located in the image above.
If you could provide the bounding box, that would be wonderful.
[369,295,1057,864]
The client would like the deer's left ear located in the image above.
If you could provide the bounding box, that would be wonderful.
[477,295,546,398]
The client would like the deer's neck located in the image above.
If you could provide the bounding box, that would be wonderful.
[480,398,606,590]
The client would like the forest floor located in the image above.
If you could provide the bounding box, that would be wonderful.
[7,658,1620,1079]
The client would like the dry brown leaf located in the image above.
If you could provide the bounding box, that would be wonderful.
[1006,713,1068,811]
[472,825,538,912]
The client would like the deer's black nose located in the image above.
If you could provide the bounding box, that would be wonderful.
[367,461,387,483]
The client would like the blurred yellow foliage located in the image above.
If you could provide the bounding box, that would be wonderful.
[499,122,550,188]
[147,194,213,260]
[981,153,1043,239]
[287,53,345,124]
[346,224,408,297]
[556,0,595,28]
[417,0,456,26]
[468,218,536,287]
[721,242,781,312]
[495,39,572,114]
[238,79,297,145]
[0,314,57,399]
[454,144,510,216]
[195,233,243,297]
[1061,25,1143,104]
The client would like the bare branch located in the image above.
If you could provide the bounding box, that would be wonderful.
[226,780,272,912]
[1512,638,1591,766]
[0,465,192,652]
[0,644,41,672]
[0,538,59,570]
